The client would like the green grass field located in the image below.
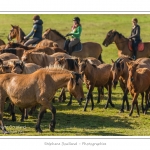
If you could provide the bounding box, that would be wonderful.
[0,14,150,136]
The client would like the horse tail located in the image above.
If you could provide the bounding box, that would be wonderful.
[98,54,104,64]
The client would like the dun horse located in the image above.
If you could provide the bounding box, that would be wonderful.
[78,59,114,111]
[126,62,150,116]
[102,30,150,58]
[0,67,84,133]
[21,51,71,67]
[54,57,80,105]
[42,28,103,61]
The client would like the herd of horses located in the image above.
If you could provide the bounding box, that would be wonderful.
[0,25,150,134]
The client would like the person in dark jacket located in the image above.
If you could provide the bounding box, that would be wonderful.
[128,18,141,60]
[24,15,43,46]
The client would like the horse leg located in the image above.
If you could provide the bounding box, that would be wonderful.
[24,108,28,119]
[0,98,8,134]
[36,98,56,132]
[120,88,129,113]
[10,103,16,121]
[141,92,145,113]
[83,85,94,111]
[67,94,73,106]
[19,108,25,122]
[97,86,103,104]
[91,92,94,110]
[144,91,149,114]
[105,82,114,109]
[129,93,139,116]
[58,88,66,102]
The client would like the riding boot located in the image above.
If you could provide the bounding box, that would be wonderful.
[68,47,72,55]
[133,47,137,60]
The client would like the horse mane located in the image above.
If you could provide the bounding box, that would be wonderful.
[66,59,79,71]
[18,27,26,42]
[114,30,127,40]
[50,29,66,40]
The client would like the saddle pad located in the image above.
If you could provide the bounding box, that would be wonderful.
[72,42,82,52]
[128,41,144,52]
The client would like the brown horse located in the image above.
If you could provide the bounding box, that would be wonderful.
[54,57,80,105]
[5,42,34,50]
[112,56,150,113]
[0,53,19,61]
[0,48,25,59]
[102,30,150,58]
[78,59,114,111]
[111,56,133,112]
[0,67,84,133]
[21,51,71,67]
[126,62,150,116]
[8,25,58,47]
[42,28,103,61]
[8,61,42,121]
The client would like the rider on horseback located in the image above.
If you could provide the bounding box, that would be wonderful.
[24,15,43,46]
[128,18,141,60]
[65,17,82,55]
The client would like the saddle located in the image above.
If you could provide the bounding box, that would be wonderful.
[64,39,82,53]
[128,41,144,52]
[31,39,42,47]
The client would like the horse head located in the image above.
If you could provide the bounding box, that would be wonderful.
[111,58,125,88]
[0,59,12,74]
[67,71,84,105]
[8,25,26,43]
[102,30,118,47]
[126,61,138,82]
[8,60,24,74]
[42,28,51,39]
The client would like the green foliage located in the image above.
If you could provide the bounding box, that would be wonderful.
[0,14,150,136]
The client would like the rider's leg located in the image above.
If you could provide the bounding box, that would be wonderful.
[24,38,40,46]
[68,38,80,55]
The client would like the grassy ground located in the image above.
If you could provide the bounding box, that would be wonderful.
[0,14,150,136]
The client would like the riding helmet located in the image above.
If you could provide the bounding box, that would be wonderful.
[73,17,80,24]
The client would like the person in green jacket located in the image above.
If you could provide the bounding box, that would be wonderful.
[66,17,82,55]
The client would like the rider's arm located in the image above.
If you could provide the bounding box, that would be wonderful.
[24,24,37,39]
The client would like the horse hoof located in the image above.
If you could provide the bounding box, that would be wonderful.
[111,103,115,107]
[3,130,9,134]
[25,116,28,119]
[35,127,42,133]
[67,103,71,106]
[50,127,55,132]
[128,113,132,117]
[12,116,16,122]
[119,109,124,113]
[79,102,82,106]
[20,119,24,122]
[105,104,108,109]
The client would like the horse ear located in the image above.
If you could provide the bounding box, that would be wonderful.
[111,59,115,63]
[11,24,14,28]
[0,59,3,66]
[13,61,16,65]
